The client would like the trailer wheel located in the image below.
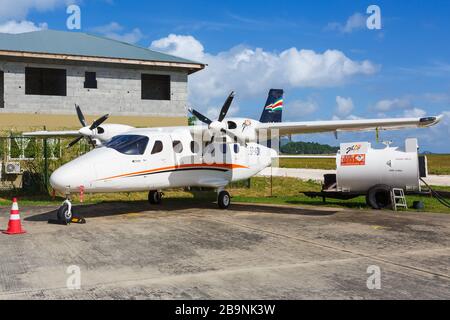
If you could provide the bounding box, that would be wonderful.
[366,184,392,210]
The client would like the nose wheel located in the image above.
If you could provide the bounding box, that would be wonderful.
[57,199,73,223]
[217,190,231,209]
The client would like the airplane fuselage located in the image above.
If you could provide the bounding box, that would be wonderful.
[50,126,274,194]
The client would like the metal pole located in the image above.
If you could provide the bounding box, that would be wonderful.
[270,160,273,197]
[44,138,48,189]
[43,125,48,190]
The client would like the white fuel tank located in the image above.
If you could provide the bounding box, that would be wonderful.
[336,138,424,193]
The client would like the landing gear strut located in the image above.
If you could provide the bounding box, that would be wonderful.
[148,190,162,204]
[217,190,231,209]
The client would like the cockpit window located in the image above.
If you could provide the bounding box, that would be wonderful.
[105,135,149,155]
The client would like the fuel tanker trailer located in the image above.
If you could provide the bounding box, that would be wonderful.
[304,138,428,209]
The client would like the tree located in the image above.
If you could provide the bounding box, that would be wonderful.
[280,141,339,155]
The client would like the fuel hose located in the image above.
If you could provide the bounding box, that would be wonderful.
[420,178,450,209]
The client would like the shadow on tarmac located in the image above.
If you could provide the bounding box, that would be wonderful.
[24,199,338,222]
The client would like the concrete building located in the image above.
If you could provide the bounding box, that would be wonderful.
[0,30,205,130]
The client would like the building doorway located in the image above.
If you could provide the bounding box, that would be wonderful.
[0,71,4,108]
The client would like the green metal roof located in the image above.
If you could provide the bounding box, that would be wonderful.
[0,29,203,66]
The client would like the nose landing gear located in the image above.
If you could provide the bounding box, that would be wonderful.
[57,199,73,223]
[52,197,85,225]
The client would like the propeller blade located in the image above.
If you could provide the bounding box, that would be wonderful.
[75,104,87,127]
[90,114,109,130]
[217,91,235,122]
[188,108,212,125]
[67,136,83,148]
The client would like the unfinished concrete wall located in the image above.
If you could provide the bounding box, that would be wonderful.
[0,59,188,117]
[0,70,3,109]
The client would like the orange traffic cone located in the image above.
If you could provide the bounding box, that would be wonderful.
[3,198,26,235]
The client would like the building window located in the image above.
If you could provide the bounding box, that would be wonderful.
[25,67,66,96]
[141,74,170,100]
[84,71,97,89]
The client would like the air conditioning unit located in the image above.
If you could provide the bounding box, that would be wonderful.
[5,162,21,175]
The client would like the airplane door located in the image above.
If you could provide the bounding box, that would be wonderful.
[147,135,175,181]
[170,134,191,166]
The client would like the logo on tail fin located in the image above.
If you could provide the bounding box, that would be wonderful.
[265,98,283,112]
[260,89,284,123]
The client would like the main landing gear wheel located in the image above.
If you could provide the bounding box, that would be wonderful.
[148,190,162,204]
[218,191,231,209]
[57,201,72,223]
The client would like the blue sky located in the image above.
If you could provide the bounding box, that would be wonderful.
[1,0,450,152]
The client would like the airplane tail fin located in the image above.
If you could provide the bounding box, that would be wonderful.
[259,89,284,123]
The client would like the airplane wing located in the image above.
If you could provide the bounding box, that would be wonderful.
[22,130,81,138]
[257,116,443,136]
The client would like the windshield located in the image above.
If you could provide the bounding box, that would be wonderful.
[105,135,149,155]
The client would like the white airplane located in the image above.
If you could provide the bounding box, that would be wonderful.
[24,89,442,222]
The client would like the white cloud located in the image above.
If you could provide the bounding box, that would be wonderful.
[150,34,378,107]
[282,98,318,121]
[335,96,354,116]
[332,114,363,121]
[374,98,411,112]
[206,104,240,120]
[91,22,143,44]
[423,93,450,103]
[290,99,318,116]
[0,0,71,22]
[150,34,204,61]
[413,111,450,151]
[326,13,366,33]
[403,108,426,118]
[374,97,429,118]
[0,20,47,33]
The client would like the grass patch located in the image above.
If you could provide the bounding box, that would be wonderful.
[1,177,448,214]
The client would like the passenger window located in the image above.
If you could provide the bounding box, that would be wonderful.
[173,140,183,153]
[190,141,200,154]
[222,144,227,154]
[105,135,149,155]
[151,141,163,154]
[234,144,239,154]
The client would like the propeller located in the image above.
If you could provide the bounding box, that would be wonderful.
[188,91,245,144]
[67,104,110,148]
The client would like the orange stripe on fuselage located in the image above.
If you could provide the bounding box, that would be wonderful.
[97,163,249,181]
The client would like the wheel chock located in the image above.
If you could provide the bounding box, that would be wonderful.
[70,217,86,224]
[47,216,86,225]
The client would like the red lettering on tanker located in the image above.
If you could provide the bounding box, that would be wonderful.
[341,154,366,166]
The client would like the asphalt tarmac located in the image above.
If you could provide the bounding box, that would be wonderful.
[0,201,448,299]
